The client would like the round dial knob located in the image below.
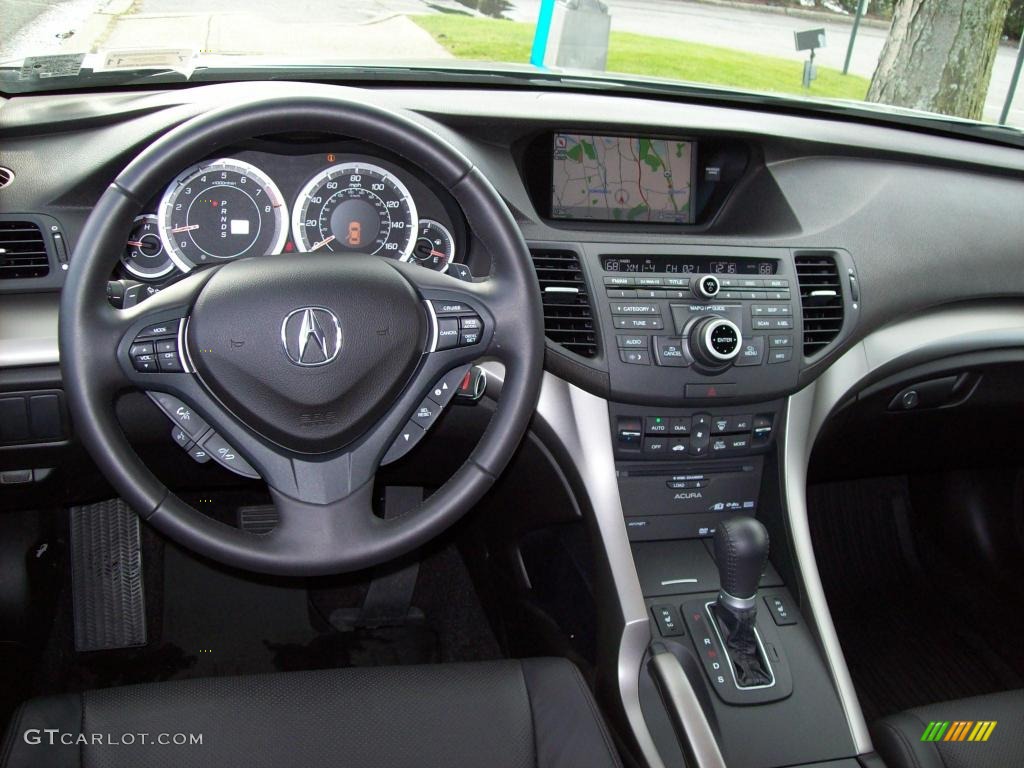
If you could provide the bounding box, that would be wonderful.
[694,274,721,299]
[690,316,742,367]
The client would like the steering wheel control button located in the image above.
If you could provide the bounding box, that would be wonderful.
[130,342,155,357]
[157,350,183,372]
[171,427,193,450]
[428,366,470,407]
[382,420,425,465]
[411,398,441,429]
[147,392,210,438]
[202,432,259,479]
[458,316,482,346]
[135,319,181,339]
[131,353,158,373]
[187,445,212,464]
[433,301,472,315]
[437,318,460,350]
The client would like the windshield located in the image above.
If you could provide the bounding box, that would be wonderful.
[1,0,1021,131]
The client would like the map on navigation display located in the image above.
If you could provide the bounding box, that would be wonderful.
[551,133,695,224]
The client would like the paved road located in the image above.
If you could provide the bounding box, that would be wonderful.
[2,0,1020,126]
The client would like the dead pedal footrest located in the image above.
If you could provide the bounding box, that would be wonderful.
[70,499,147,652]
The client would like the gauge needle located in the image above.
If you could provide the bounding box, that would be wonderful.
[171,224,199,233]
[430,250,446,258]
[126,240,145,247]
[310,235,335,251]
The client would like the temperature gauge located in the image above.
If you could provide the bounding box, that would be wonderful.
[122,214,176,280]
[411,219,455,272]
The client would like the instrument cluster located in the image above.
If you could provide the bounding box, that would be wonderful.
[118,149,462,288]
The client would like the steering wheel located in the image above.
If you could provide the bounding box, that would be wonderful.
[60,91,544,576]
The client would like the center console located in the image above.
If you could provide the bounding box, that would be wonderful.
[532,240,858,767]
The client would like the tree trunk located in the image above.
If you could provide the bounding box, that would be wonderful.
[867,0,1010,120]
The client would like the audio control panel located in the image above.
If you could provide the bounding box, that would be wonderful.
[590,245,802,403]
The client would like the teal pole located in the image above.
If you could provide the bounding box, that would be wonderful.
[530,0,557,67]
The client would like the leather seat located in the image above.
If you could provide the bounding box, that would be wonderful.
[1,658,622,768]
[871,689,1024,768]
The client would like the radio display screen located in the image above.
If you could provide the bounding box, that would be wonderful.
[551,133,696,224]
[602,256,777,275]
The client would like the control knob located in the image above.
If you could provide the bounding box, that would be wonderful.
[689,316,742,368]
[694,274,721,299]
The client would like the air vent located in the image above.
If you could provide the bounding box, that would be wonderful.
[795,253,843,357]
[0,220,49,279]
[0,167,13,189]
[530,249,598,358]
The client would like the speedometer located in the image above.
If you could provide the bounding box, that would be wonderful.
[291,162,417,259]
[158,158,288,271]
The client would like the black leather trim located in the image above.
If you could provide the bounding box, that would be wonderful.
[2,659,620,768]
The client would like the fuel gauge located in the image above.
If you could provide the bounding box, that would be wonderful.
[410,219,455,272]
[122,214,176,280]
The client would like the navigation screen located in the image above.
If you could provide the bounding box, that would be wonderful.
[551,133,695,224]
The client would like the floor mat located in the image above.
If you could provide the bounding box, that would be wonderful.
[30,510,502,697]
[808,476,1024,723]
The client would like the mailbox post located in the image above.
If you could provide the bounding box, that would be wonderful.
[794,28,827,89]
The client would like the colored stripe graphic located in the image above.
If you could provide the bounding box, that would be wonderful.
[923,720,997,742]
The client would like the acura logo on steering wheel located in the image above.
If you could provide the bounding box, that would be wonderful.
[281,307,342,367]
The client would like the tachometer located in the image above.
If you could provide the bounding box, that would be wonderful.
[158,158,288,271]
[291,162,417,259]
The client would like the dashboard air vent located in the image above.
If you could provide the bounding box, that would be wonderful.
[0,220,49,279]
[0,167,13,189]
[530,248,598,358]
[795,253,843,356]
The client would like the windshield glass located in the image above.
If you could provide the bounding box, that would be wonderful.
[1,0,1021,130]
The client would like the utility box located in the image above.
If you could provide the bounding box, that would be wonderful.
[544,0,611,71]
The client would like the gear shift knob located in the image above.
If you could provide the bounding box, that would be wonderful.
[713,517,769,604]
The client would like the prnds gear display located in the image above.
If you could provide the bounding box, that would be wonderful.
[551,133,696,224]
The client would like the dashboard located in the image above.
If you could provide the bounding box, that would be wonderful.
[112,141,468,305]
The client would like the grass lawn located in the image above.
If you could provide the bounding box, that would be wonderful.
[412,15,869,101]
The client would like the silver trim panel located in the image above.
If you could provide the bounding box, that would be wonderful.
[650,651,728,768]
[0,294,59,368]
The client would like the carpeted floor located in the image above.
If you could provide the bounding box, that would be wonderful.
[808,476,1024,723]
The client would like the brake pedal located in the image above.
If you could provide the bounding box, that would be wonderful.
[70,499,147,652]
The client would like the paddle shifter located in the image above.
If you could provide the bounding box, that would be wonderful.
[712,517,772,687]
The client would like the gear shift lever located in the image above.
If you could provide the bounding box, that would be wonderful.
[712,517,772,687]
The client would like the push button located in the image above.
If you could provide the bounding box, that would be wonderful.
[202,432,260,478]
[767,348,793,364]
[157,351,183,372]
[643,437,668,455]
[148,392,209,438]
[135,319,181,339]
[132,354,158,373]
[616,335,648,349]
[645,416,669,434]
[428,367,470,407]
[668,418,690,435]
[130,342,155,357]
[616,417,643,450]
[651,604,685,637]
[734,336,764,367]
[411,397,441,429]
[765,595,797,625]
[619,349,651,365]
[653,336,690,367]
[436,318,460,350]
[383,421,426,465]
